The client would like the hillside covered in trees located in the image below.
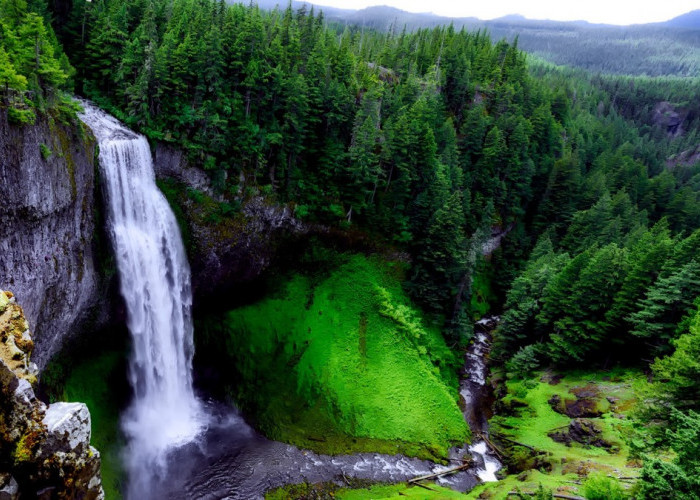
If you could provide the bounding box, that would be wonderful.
[3,0,700,497]
[237,2,700,77]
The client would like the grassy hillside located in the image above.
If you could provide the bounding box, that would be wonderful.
[475,369,642,498]
[198,252,469,460]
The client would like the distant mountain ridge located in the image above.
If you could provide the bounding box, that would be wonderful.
[235,2,700,30]
[230,1,700,77]
[660,9,700,29]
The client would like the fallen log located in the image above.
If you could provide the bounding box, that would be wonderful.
[411,482,438,492]
[408,463,471,483]
[507,492,585,500]
[497,435,538,452]
[480,433,505,459]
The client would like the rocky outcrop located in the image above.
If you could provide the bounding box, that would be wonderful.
[667,143,700,169]
[153,142,217,197]
[548,384,606,418]
[185,194,304,298]
[0,109,113,370]
[652,101,688,137]
[0,289,103,499]
[152,144,307,299]
[548,418,612,449]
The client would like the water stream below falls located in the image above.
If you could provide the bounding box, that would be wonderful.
[79,103,501,498]
[154,318,502,499]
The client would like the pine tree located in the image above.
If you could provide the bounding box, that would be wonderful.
[629,260,700,356]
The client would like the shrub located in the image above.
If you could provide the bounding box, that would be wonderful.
[40,143,52,160]
[583,471,627,500]
[506,344,542,379]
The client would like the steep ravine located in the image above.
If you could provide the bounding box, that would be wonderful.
[4,106,503,498]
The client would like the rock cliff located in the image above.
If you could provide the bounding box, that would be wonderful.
[0,289,103,499]
[0,109,112,370]
[153,143,307,300]
[0,107,307,370]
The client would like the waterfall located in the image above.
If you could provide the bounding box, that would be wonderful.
[79,103,205,496]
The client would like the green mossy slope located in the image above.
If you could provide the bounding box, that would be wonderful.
[200,253,469,460]
[470,369,642,499]
[63,350,127,499]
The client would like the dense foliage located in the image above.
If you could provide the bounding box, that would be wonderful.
[0,0,74,122]
[52,0,570,340]
[493,65,700,367]
[50,0,700,385]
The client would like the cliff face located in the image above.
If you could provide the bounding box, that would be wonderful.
[0,289,103,499]
[0,109,112,370]
[153,143,307,300]
[0,106,305,371]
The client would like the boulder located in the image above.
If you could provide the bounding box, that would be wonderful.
[548,418,612,449]
[0,474,19,500]
[0,290,103,499]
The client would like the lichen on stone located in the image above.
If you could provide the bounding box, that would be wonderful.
[0,290,104,499]
[0,290,37,383]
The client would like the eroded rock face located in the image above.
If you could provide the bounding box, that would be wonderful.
[0,109,113,370]
[0,290,103,499]
[652,101,688,137]
[152,146,308,299]
[153,142,216,197]
[190,196,307,299]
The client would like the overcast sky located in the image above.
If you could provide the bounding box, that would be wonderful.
[310,0,698,25]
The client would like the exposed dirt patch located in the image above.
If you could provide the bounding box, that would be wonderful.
[549,384,607,418]
[548,418,612,449]
[540,371,564,385]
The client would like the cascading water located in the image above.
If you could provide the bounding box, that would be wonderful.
[464,317,502,483]
[79,103,205,497]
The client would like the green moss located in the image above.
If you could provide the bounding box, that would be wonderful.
[266,481,470,499]
[478,368,643,499]
[63,350,127,499]
[13,432,35,464]
[465,469,583,499]
[40,143,52,160]
[339,483,470,499]
[198,252,468,461]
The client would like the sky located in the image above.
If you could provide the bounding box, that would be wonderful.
[309,0,698,25]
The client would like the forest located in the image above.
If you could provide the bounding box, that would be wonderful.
[2,0,700,497]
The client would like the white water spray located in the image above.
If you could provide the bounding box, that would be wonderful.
[79,103,205,497]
